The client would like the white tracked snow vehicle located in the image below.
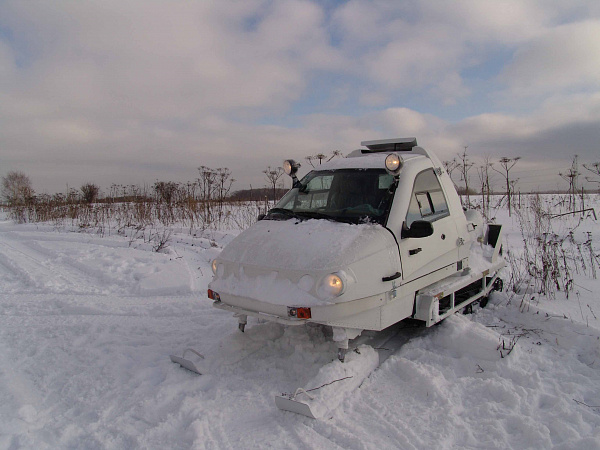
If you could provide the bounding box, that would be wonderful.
[174,137,504,418]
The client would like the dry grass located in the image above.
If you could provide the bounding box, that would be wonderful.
[6,180,268,251]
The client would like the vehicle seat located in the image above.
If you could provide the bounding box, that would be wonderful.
[329,176,371,210]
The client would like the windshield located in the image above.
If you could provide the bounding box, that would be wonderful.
[268,169,396,225]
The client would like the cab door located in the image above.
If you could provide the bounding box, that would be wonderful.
[398,169,460,283]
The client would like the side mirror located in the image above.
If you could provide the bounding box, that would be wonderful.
[402,220,434,238]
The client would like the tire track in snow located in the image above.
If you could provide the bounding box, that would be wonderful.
[0,229,194,297]
[0,233,105,295]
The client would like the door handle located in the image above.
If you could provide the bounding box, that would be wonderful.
[409,248,422,255]
[382,271,401,282]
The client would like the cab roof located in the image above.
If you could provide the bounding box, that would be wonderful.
[317,137,431,171]
[318,152,424,171]
[361,137,417,152]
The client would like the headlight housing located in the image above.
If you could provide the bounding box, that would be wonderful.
[317,272,345,299]
[283,159,300,176]
[211,259,218,275]
[385,154,403,176]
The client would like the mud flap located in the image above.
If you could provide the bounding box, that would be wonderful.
[169,348,205,375]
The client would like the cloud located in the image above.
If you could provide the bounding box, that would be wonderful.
[377,108,446,136]
[0,0,341,120]
[332,1,469,103]
[0,0,345,191]
[331,0,600,106]
[329,0,563,104]
[451,92,600,145]
[422,0,551,44]
[1,0,600,194]
[501,20,600,96]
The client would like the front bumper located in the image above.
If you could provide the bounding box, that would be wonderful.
[210,290,392,328]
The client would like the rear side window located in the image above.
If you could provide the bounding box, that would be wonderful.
[406,169,450,227]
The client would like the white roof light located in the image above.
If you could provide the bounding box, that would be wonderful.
[385,154,403,176]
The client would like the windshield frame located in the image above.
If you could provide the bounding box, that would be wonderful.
[266,168,397,225]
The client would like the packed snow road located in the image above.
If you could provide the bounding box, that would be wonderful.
[1,216,599,449]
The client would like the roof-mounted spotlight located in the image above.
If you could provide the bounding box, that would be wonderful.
[283,159,302,188]
[385,154,404,176]
[283,159,300,176]
[283,159,300,189]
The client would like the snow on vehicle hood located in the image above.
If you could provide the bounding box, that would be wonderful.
[210,218,399,306]
[217,218,393,271]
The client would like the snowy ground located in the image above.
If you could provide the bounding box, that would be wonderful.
[1,197,599,449]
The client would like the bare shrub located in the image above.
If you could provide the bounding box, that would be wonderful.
[457,146,475,206]
[493,157,521,217]
[1,171,34,206]
[153,181,178,204]
[477,156,494,220]
[2,171,35,223]
[263,166,284,203]
[305,150,342,168]
[508,193,599,301]
[583,162,600,192]
[4,165,265,236]
[559,155,580,212]
[81,183,100,204]
[150,228,172,253]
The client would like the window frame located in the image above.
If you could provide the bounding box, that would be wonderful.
[405,168,450,227]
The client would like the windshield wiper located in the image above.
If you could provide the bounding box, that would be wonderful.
[296,210,371,224]
[266,208,304,221]
[266,209,336,222]
[294,211,334,221]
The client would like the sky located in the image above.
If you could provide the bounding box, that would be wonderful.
[1,0,600,195]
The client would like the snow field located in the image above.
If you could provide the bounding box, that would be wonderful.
[0,196,599,449]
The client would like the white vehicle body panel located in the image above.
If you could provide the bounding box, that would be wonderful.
[210,219,401,308]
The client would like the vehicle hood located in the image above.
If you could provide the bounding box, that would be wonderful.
[211,219,401,306]
[217,219,395,271]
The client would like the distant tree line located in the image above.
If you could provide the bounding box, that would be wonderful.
[229,187,288,202]
[3,148,598,225]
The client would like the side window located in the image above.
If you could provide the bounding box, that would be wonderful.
[405,169,450,227]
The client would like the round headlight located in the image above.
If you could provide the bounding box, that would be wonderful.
[385,154,403,175]
[211,259,218,275]
[283,159,300,176]
[317,273,345,299]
